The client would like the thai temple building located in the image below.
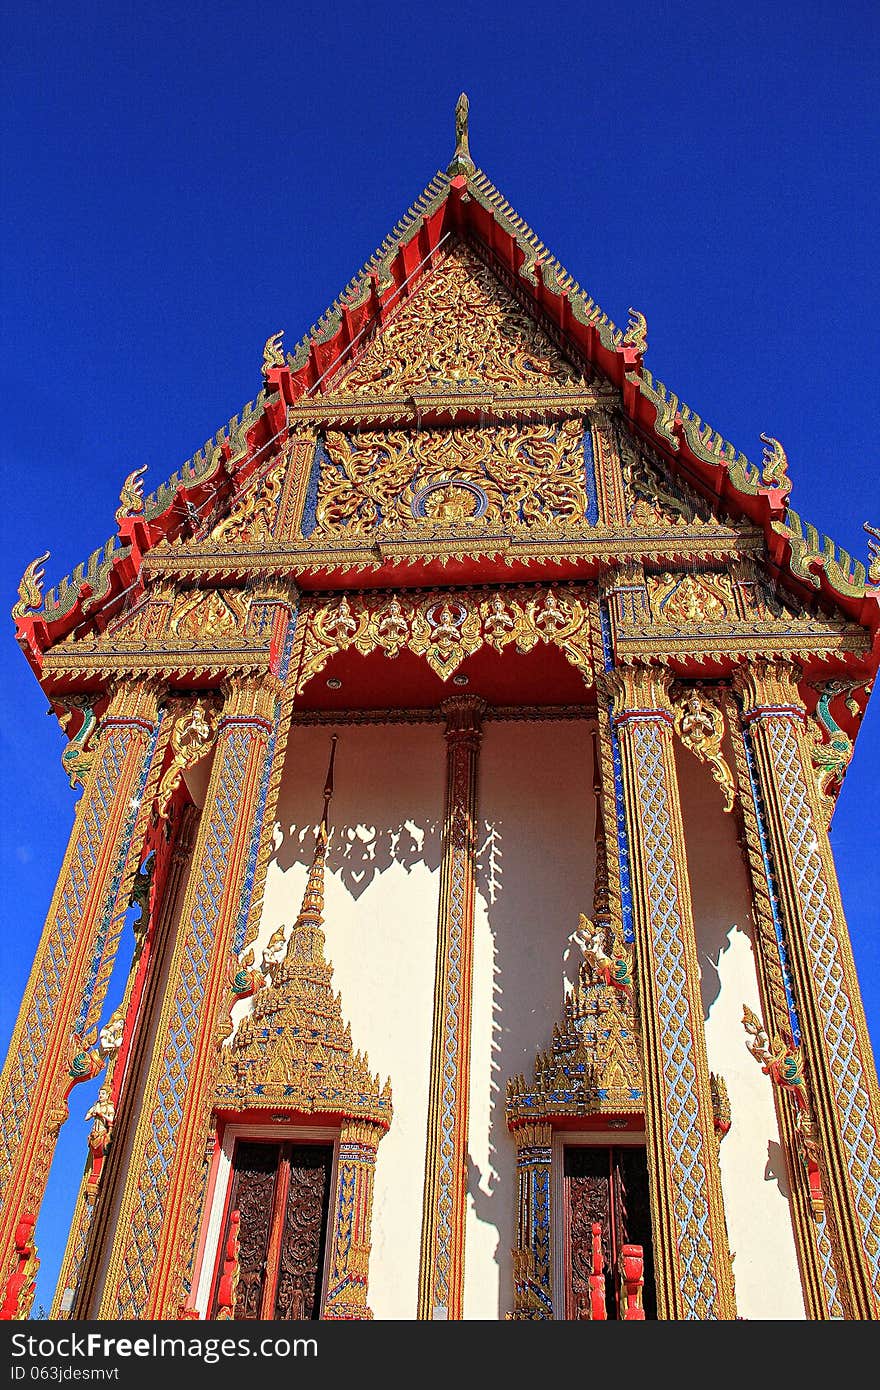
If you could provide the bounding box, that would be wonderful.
[2,97,880,1322]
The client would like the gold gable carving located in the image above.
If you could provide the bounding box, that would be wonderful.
[170,589,247,639]
[310,418,592,540]
[332,242,585,398]
[620,431,718,531]
[209,454,288,547]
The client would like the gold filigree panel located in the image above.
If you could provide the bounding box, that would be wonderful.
[621,435,728,532]
[332,242,584,396]
[296,585,593,689]
[310,420,591,539]
[170,589,248,640]
[209,455,287,547]
[649,572,735,623]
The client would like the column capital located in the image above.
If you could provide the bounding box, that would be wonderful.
[218,673,284,729]
[732,661,805,721]
[511,1122,553,1152]
[600,561,646,596]
[440,694,487,743]
[250,576,299,607]
[338,1118,385,1151]
[103,676,166,728]
[596,665,675,725]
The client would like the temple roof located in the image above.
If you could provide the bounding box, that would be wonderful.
[12,97,880,695]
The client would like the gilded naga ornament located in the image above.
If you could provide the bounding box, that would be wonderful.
[864,522,880,585]
[58,697,98,790]
[154,700,216,822]
[710,1072,731,1141]
[759,433,792,499]
[115,465,148,524]
[12,551,50,620]
[673,689,735,813]
[262,330,285,379]
[742,1005,823,1216]
[623,308,648,355]
[809,681,859,825]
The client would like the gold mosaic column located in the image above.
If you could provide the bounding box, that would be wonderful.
[322,1119,385,1320]
[98,675,286,1319]
[418,694,485,1321]
[0,679,166,1290]
[724,687,842,1319]
[599,666,737,1320]
[734,662,880,1319]
[53,806,200,1320]
[509,1123,553,1319]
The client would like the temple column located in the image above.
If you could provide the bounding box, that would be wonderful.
[54,804,200,1319]
[733,661,880,1319]
[97,673,288,1319]
[598,665,737,1320]
[322,1120,385,1320]
[509,1123,553,1320]
[0,678,166,1302]
[417,694,485,1321]
[724,684,843,1319]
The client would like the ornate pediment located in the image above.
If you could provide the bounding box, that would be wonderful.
[620,431,728,532]
[506,915,642,1124]
[330,241,585,399]
[306,417,596,542]
[215,818,392,1128]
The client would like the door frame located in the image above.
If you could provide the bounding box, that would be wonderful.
[193,1121,339,1319]
[551,1128,647,1321]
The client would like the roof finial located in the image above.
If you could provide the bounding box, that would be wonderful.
[447,92,475,176]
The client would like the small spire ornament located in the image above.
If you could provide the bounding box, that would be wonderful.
[447,92,475,176]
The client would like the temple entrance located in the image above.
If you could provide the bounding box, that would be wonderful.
[211,1140,333,1320]
[563,1145,656,1319]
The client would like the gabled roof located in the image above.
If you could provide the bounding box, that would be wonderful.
[12,98,880,681]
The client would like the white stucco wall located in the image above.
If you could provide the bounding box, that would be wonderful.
[257,719,444,1320]
[675,738,806,1320]
[230,712,804,1321]
[466,718,596,1319]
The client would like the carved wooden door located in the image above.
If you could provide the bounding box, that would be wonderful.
[563,1145,656,1319]
[212,1140,333,1320]
[271,1146,333,1320]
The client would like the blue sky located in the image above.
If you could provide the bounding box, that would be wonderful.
[1,0,878,1312]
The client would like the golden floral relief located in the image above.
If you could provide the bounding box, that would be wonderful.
[297,584,593,688]
[210,456,287,546]
[331,241,585,397]
[621,437,708,530]
[649,572,734,624]
[170,589,247,640]
[310,419,591,538]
